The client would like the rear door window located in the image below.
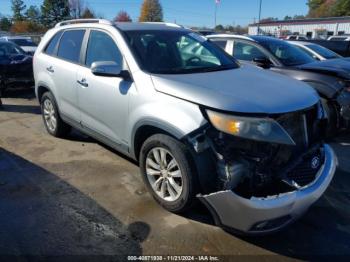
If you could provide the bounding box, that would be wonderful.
[57,30,85,63]
[44,31,63,55]
[233,41,267,61]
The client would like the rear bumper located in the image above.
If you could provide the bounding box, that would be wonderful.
[198,144,337,235]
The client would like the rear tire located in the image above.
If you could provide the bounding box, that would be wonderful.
[139,134,198,213]
[40,91,71,137]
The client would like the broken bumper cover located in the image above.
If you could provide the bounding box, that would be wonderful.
[198,144,337,235]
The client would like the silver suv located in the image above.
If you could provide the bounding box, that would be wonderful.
[34,19,337,235]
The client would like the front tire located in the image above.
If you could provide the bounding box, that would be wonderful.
[40,92,71,137]
[139,134,198,213]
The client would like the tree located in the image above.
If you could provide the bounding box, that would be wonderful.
[10,20,45,33]
[259,17,278,23]
[11,0,26,21]
[214,24,224,31]
[332,0,350,16]
[25,5,40,22]
[284,15,292,20]
[293,14,306,19]
[307,0,336,17]
[139,0,163,22]
[69,0,85,19]
[114,11,132,22]
[41,0,70,28]
[81,8,95,18]
[0,17,12,31]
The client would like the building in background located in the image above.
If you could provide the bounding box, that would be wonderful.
[249,16,350,39]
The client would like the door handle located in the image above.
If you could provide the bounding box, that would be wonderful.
[77,78,88,87]
[46,66,54,73]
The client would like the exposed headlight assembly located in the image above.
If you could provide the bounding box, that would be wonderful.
[206,110,295,145]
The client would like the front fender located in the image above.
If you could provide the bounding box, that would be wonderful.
[128,91,207,159]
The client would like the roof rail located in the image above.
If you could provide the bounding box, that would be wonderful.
[55,19,113,28]
[143,22,183,28]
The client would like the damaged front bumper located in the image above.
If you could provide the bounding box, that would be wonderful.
[198,144,337,235]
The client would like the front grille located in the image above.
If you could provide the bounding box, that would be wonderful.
[277,105,319,154]
[286,149,324,187]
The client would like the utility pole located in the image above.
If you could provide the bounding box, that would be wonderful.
[214,0,220,29]
[257,0,262,35]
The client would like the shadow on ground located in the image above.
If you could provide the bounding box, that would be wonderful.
[0,148,150,259]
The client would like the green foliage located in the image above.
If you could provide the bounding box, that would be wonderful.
[332,0,350,16]
[41,0,70,28]
[214,24,248,34]
[139,0,163,22]
[11,0,26,21]
[307,0,350,17]
[215,24,224,31]
[25,5,40,22]
[0,17,12,31]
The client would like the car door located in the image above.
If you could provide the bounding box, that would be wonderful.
[77,29,130,146]
[50,29,86,123]
[232,40,270,64]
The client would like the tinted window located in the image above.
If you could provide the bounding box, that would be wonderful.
[210,39,227,50]
[0,42,25,56]
[306,44,342,59]
[258,39,314,66]
[45,31,63,55]
[233,41,267,61]
[124,30,238,74]
[85,30,122,67]
[11,39,37,47]
[57,30,85,63]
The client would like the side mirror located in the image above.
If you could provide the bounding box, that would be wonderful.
[91,61,123,77]
[253,57,272,68]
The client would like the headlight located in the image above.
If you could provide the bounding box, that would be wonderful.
[206,110,295,145]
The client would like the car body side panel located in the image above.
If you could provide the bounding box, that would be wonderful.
[127,71,207,159]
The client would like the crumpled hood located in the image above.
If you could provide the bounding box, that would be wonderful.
[151,64,319,114]
[298,58,350,79]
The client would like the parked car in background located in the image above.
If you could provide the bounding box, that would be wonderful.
[288,41,342,60]
[0,36,38,55]
[0,41,34,91]
[208,34,350,134]
[34,19,337,235]
[327,35,350,41]
[286,35,308,40]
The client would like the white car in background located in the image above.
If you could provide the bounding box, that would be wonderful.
[327,35,350,41]
[289,41,342,60]
[286,35,308,40]
[0,36,37,55]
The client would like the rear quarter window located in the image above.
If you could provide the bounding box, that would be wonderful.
[57,30,85,63]
[44,31,63,55]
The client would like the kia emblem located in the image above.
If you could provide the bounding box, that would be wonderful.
[311,156,320,170]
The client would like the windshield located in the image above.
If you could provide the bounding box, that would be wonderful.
[258,39,314,66]
[0,42,26,56]
[306,44,342,59]
[10,39,37,47]
[123,30,239,74]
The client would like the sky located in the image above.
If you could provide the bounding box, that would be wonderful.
[0,0,309,27]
